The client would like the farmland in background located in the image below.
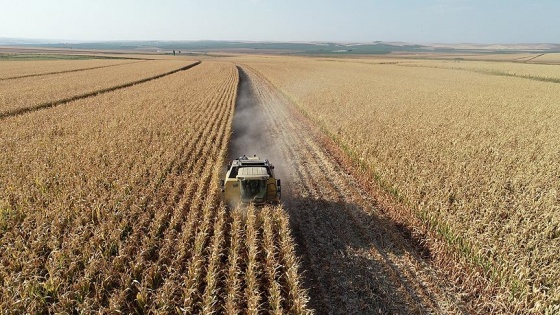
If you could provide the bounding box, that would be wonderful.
[387,59,560,82]
[0,59,201,117]
[0,59,310,313]
[0,59,140,80]
[530,53,560,63]
[237,55,560,313]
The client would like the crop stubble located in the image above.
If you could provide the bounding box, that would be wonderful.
[239,55,560,313]
[236,64,469,314]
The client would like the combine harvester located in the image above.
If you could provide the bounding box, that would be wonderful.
[221,155,281,207]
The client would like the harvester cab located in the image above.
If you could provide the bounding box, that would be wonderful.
[221,155,281,207]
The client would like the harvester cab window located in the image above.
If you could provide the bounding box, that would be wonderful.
[229,167,239,178]
[240,179,267,201]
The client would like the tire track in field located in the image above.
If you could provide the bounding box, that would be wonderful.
[523,53,545,62]
[0,61,201,120]
[236,65,468,314]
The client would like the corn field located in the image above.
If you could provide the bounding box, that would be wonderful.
[239,55,560,313]
[0,59,195,117]
[0,58,136,80]
[0,59,310,313]
[5,51,557,313]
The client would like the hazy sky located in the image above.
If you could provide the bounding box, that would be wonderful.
[1,0,558,43]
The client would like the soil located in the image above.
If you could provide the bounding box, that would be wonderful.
[228,66,469,314]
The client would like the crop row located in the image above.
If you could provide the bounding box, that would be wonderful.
[0,59,197,117]
[0,60,311,313]
[0,58,138,80]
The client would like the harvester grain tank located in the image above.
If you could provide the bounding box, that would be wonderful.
[221,155,281,206]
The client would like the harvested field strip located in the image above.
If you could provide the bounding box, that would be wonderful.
[243,56,560,313]
[0,60,145,81]
[240,64,463,314]
[0,60,199,118]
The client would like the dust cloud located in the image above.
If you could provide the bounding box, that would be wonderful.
[228,67,287,180]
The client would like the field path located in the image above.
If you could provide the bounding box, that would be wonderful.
[233,65,467,314]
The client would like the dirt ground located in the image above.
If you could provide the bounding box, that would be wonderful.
[227,66,469,314]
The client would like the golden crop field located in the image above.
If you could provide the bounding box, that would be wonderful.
[0,59,195,117]
[0,59,139,80]
[396,52,555,63]
[4,51,558,313]
[238,55,560,313]
[0,60,310,313]
[395,59,560,81]
[317,56,560,81]
[527,53,560,63]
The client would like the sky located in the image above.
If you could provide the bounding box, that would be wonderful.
[1,0,559,44]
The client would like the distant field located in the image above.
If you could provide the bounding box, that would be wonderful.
[0,59,139,79]
[386,59,560,82]
[315,55,560,81]
[531,52,560,62]
[0,53,132,61]
[385,52,560,64]
[238,54,560,313]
